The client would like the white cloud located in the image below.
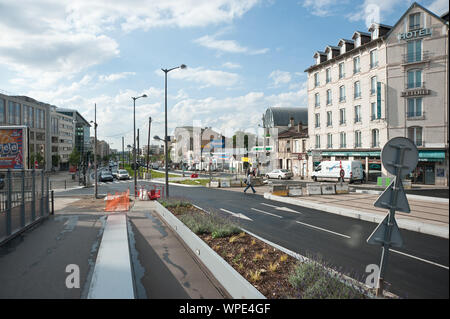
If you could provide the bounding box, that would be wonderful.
[222,62,242,69]
[302,0,340,17]
[99,72,136,82]
[346,0,410,26]
[269,70,292,87]
[160,67,240,88]
[194,34,269,55]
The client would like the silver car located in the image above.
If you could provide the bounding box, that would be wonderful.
[265,169,293,180]
[117,169,130,180]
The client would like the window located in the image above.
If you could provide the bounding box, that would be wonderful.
[327,133,333,149]
[369,76,376,95]
[315,113,320,128]
[355,36,361,47]
[326,68,331,83]
[354,81,361,99]
[315,135,321,149]
[327,111,332,127]
[409,12,421,30]
[355,131,362,147]
[339,85,346,102]
[326,89,332,105]
[0,99,5,123]
[407,39,422,62]
[339,108,346,125]
[314,73,320,87]
[23,105,34,128]
[407,97,422,118]
[354,105,361,123]
[8,101,21,125]
[353,56,360,74]
[340,132,346,148]
[36,109,45,129]
[371,102,378,120]
[370,49,378,68]
[315,93,320,107]
[372,129,380,148]
[339,62,345,79]
[408,126,423,146]
[407,69,422,88]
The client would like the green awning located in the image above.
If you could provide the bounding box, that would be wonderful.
[418,150,446,161]
[308,151,381,157]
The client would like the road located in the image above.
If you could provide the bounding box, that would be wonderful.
[56,180,449,299]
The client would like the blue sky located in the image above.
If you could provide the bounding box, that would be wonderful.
[0,0,447,150]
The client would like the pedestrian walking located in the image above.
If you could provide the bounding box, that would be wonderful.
[244,171,256,194]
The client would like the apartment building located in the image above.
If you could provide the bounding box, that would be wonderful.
[305,2,448,185]
[50,106,75,170]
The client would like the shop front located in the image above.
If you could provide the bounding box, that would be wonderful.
[407,150,447,185]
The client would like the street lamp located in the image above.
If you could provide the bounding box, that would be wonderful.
[132,94,147,198]
[89,103,98,199]
[161,64,186,197]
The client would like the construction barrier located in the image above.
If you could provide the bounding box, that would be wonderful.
[288,186,302,197]
[105,189,130,212]
[335,183,350,194]
[321,184,336,195]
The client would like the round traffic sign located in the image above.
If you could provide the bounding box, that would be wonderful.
[340,169,345,178]
[381,137,418,177]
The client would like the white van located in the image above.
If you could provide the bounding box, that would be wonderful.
[312,161,364,183]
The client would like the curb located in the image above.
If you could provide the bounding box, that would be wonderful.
[154,201,266,299]
[142,179,204,188]
[354,189,449,203]
[263,193,449,239]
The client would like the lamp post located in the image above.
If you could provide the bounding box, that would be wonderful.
[161,64,186,198]
[132,94,147,198]
[89,103,98,199]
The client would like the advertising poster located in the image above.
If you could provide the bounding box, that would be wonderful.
[0,127,25,169]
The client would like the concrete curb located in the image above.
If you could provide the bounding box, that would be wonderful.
[154,201,266,299]
[142,179,204,188]
[264,193,449,239]
[354,189,449,203]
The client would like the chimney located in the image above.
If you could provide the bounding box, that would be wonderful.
[297,121,303,132]
[289,117,294,127]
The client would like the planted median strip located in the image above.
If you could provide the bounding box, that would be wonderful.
[157,199,376,299]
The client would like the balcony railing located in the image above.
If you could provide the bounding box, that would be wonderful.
[402,51,431,64]
[327,99,332,105]
[354,117,362,123]
[406,111,424,119]
[354,92,361,99]
[371,115,382,121]
[340,144,347,148]
[354,143,362,148]
[339,120,346,125]
[339,96,346,102]
[406,81,425,89]
[370,61,379,69]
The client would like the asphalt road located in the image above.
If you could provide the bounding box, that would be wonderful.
[56,180,449,299]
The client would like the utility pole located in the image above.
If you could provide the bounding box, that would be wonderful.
[147,117,152,173]
[122,136,124,169]
[137,128,140,179]
[93,104,98,199]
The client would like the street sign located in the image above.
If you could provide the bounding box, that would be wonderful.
[381,137,418,177]
[374,179,411,213]
[340,169,345,179]
[367,214,403,248]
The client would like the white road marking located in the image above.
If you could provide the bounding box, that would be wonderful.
[251,208,283,218]
[295,221,351,239]
[390,249,449,270]
[260,202,302,214]
[220,208,253,221]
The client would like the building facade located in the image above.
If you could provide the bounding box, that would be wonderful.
[50,106,75,170]
[305,2,448,185]
[0,93,52,170]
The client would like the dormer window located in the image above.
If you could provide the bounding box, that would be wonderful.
[372,28,379,40]
[409,12,421,30]
[327,50,333,60]
[355,36,361,47]
[340,46,345,54]
[316,56,321,65]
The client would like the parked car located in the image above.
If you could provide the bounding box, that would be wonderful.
[265,169,293,180]
[111,169,118,179]
[312,160,364,183]
[99,171,114,182]
[117,169,130,180]
[151,163,159,170]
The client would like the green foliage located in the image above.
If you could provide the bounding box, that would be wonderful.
[288,261,364,299]
[68,149,81,166]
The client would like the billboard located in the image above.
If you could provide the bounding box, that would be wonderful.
[0,126,28,169]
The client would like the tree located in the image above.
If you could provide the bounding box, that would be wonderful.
[52,154,61,168]
[69,149,81,167]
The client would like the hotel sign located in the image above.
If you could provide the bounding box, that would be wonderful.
[401,88,430,97]
[398,28,432,40]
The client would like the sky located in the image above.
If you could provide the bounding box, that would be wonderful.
[0,0,448,151]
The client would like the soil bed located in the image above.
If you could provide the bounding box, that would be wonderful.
[160,199,369,299]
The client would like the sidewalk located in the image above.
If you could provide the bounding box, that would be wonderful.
[127,200,228,299]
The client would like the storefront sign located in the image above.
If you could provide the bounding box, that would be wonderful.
[0,127,27,169]
[398,28,432,40]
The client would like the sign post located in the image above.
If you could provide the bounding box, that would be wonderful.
[367,137,418,297]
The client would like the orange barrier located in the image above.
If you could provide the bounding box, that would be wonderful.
[105,189,130,212]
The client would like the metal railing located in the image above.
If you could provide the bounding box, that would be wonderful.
[0,169,52,245]
[406,81,426,89]
[402,51,431,64]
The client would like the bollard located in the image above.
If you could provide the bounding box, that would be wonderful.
[51,190,55,215]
